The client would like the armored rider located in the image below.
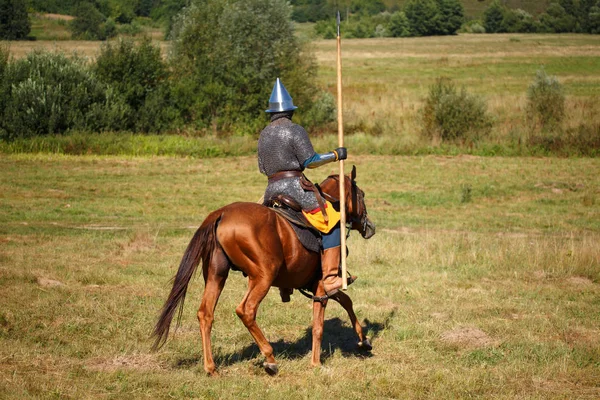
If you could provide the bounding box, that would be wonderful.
[258,78,355,296]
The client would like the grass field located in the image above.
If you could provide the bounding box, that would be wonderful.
[311,34,600,146]
[1,154,599,398]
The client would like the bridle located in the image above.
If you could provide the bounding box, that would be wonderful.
[320,174,369,237]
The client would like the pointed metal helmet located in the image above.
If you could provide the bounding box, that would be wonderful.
[265,78,298,113]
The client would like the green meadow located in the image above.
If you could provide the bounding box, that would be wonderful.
[1,154,598,398]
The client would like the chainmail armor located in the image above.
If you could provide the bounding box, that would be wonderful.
[258,115,319,211]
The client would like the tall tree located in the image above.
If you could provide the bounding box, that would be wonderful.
[483,0,506,33]
[70,2,106,40]
[169,0,326,133]
[436,0,464,35]
[0,0,31,40]
[404,0,440,36]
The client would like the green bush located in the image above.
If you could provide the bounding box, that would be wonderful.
[502,9,539,33]
[0,0,31,40]
[483,0,506,33]
[94,37,176,133]
[539,3,577,33]
[526,69,565,130]
[422,77,493,143]
[70,2,107,40]
[0,51,107,140]
[389,11,411,37]
[404,0,440,36]
[169,0,331,135]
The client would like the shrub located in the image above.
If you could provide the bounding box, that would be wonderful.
[422,77,493,143]
[299,90,336,130]
[502,9,539,33]
[460,19,485,33]
[314,18,337,39]
[0,51,107,140]
[0,0,30,40]
[526,69,565,130]
[436,0,464,35]
[404,0,440,36]
[389,11,411,37]
[483,0,506,33]
[169,0,332,134]
[94,37,176,133]
[71,2,107,40]
[539,3,577,33]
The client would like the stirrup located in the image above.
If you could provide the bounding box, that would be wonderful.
[323,275,357,297]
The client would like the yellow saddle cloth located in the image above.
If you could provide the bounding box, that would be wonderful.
[302,201,340,234]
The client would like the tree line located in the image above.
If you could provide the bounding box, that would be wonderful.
[481,0,600,34]
[0,0,335,140]
[315,0,465,38]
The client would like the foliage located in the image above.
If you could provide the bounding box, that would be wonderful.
[404,0,440,36]
[350,0,386,16]
[169,0,332,134]
[70,2,108,40]
[460,19,486,33]
[0,51,107,140]
[502,8,539,33]
[314,0,463,38]
[290,0,336,22]
[435,0,465,35]
[389,11,411,37]
[526,69,565,130]
[483,0,506,33]
[480,0,600,34]
[0,0,31,40]
[94,37,176,133]
[539,2,577,33]
[422,77,492,143]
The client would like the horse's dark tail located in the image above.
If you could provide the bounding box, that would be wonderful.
[151,212,221,350]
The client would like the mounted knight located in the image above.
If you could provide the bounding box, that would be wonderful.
[258,78,355,297]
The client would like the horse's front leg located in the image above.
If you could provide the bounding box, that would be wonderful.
[332,291,372,351]
[311,290,328,367]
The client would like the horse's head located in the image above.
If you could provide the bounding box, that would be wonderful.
[320,166,376,239]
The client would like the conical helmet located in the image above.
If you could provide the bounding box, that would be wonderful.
[265,78,298,113]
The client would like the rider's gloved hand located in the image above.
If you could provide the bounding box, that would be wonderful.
[335,147,347,161]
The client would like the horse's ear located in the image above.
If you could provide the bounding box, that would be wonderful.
[351,165,357,181]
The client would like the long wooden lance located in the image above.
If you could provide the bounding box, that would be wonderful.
[336,11,348,290]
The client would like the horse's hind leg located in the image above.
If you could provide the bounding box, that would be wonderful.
[197,247,230,376]
[311,285,328,367]
[333,292,372,351]
[235,278,277,375]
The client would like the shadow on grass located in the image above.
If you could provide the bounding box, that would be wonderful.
[172,316,387,370]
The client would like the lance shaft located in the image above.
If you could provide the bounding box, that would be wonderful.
[336,11,347,290]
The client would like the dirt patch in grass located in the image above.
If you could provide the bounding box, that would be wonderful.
[440,327,495,349]
[38,13,74,21]
[566,276,594,286]
[37,277,65,287]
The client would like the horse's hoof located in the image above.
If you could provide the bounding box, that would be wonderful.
[205,368,219,377]
[358,338,372,351]
[263,362,279,376]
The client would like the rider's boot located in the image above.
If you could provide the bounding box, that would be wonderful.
[321,246,357,296]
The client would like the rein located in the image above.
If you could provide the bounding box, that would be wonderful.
[322,175,369,235]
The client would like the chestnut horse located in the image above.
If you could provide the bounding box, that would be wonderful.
[152,167,376,375]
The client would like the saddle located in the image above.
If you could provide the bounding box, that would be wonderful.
[266,195,316,230]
